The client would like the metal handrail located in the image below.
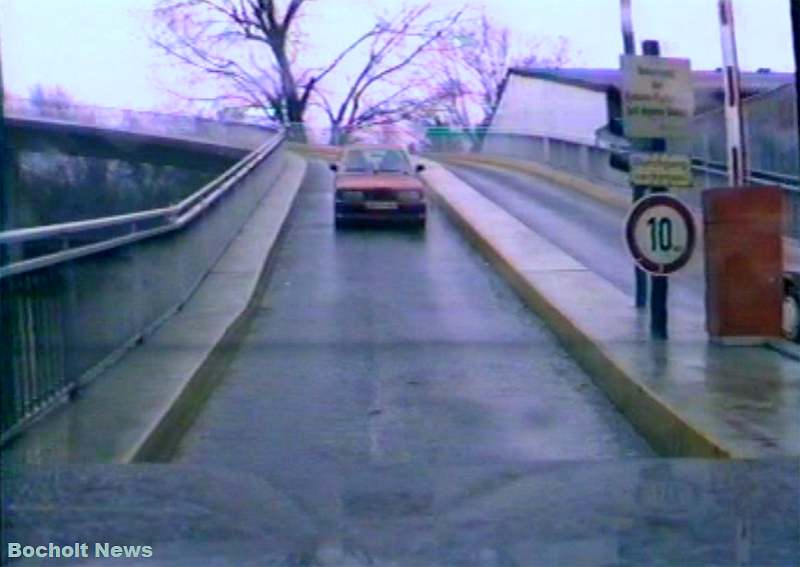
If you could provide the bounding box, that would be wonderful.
[0,131,285,278]
[512,131,800,191]
[689,158,800,191]
[0,209,166,245]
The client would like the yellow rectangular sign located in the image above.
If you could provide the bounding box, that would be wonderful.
[630,153,693,188]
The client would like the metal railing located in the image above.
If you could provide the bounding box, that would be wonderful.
[1,135,281,277]
[1,130,286,443]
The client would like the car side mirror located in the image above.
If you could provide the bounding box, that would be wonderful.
[329,163,338,172]
[415,164,425,173]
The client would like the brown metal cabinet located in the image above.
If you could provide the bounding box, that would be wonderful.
[702,186,785,340]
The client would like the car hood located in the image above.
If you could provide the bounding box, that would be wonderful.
[335,174,424,190]
[9,460,798,566]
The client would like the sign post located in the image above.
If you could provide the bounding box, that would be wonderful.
[620,39,695,338]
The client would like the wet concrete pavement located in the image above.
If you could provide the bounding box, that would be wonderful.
[175,161,652,463]
[160,161,662,556]
[173,158,652,486]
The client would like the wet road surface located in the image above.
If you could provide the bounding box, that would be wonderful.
[171,160,653,554]
[445,162,706,314]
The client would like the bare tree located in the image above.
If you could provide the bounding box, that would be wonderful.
[430,14,572,132]
[154,0,463,142]
[515,35,571,70]
[312,4,463,144]
[154,0,316,124]
[154,1,415,126]
[29,85,75,119]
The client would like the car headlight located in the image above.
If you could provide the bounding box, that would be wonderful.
[397,191,423,202]
[339,190,365,201]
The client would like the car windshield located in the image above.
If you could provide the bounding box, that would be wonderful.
[344,148,411,173]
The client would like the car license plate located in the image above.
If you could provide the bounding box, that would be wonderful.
[365,201,398,210]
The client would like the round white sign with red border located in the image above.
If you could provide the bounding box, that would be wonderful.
[624,194,696,275]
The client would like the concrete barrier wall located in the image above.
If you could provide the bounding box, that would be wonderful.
[5,101,277,152]
[1,142,286,441]
[476,132,798,237]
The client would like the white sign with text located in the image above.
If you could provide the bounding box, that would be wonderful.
[621,55,694,139]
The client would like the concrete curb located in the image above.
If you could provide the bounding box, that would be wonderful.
[127,153,307,462]
[421,161,737,458]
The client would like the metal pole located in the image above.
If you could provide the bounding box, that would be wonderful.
[620,0,649,308]
[718,0,747,186]
[620,0,636,55]
[0,50,8,253]
[793,0,800,165]
[640,39,669,339]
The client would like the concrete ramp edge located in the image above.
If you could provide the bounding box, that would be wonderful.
[126,153,307,462]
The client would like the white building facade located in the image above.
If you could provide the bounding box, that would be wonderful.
[489,72,610,144]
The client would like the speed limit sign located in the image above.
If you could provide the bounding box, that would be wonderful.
[624,194,696,275]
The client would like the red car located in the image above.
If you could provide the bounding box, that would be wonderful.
[330,145,427,228]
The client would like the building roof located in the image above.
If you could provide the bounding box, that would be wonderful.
[505,67,795,114]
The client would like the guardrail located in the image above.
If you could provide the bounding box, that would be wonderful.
[1,135,281,277]
[1,131,286,444]
[689,158,800,191]
[423,129,799,241]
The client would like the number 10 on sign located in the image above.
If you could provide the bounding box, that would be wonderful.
[624,195,696,275]
[647,216,674,253]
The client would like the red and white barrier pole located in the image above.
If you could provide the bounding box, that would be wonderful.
[718,0,747,186]
[620,0,636,56]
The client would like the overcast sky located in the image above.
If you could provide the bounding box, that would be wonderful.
[1,0,795,111]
